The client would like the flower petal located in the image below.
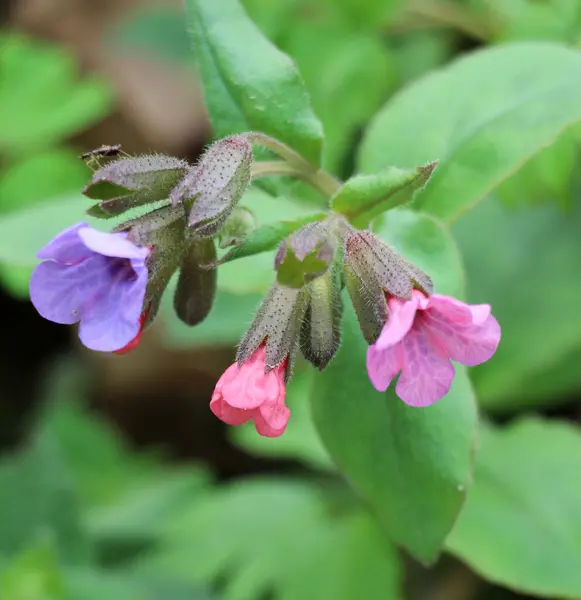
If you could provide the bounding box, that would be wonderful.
[427,294,490,325]
[252,408,289,437]
[375,294,420,350]
[78,265,148,351]
[221,346,279,410]
[253,373,288,436]
[78,228,150,260]
[422,306,501,367]
[366,343,403,392]
[29,256,107,324]
[395,327,455,407]
[36,222,91,264]
[210,393,253,426]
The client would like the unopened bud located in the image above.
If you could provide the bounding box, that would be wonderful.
[174,235,217,326]
[84,155,188,217]
[170,135,252,237]
[300,266,343,370]
[237,284,308,371]
[217,206,256,249]
[275,221,337,288]
[114,205,188,327]
[343,228,433,344]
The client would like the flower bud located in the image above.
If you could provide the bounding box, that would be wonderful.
[170,135,253,237]
[343,228,433,344]
[275,220,337,288]
[174,234,217,326]
[115,205,187,327]
[237,283,308,372]
[300,265,343,370]
[84,155,188,218]
[217,206,256,249]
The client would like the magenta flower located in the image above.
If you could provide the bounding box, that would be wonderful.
[210,344,289,437]
[367,290,501,407]
[30,222,150,352]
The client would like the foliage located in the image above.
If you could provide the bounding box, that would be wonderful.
[0,33,113,296]
[4,1,581,599]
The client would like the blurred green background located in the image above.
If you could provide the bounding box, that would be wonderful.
[2,1,581,599]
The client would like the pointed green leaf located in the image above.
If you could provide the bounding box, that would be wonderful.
[311,213,475,562]
[359,42,581,222]
[311,303,477,563]
[142,479,402,600]
[332,163,436,227]
[185,0,324,165]
[453,195,581,409]
[211,212,325,266]
[447,419,581,598]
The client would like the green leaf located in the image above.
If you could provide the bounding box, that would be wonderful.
[45,394,209,545]
[375,208,465,299]
[184,0,324,165]
[232,369,333,470]
[284,24,395,173]
[332,163,436,227]
[140,479,402,600]
[359,42,581,222]
[0,193,101,267]
[0,427,90,564]
[0,540,67,600]
[333,0,402,28]
[311,303,477,563]
[0,33,112,154]
[453,195,581,409]
[311,213,474,562]
[447,418,581,598]
[66,569,216,600]
[497,129,577,209]
[213,213,325,266]
[0,150,89,213]
[112,6,191,64]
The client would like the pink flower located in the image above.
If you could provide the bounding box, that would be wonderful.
[210,344,289,437]
[366,290,501,407]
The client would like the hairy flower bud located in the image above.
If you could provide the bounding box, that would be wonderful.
[170,135,253,237]
[217,206,256,249]
[115,205,187,326]
[174,234,217,326]
[300,265,343,370]
[84,155,188,218]
[275,220,337,288]
[343,228,433,344]
[237,283,308,373]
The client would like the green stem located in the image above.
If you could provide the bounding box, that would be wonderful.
[248,133,342,199]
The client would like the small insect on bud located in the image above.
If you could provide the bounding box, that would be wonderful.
[343,228,433,344]
[170,135,253,237]
[80,144,124,170]
[84,154,189,218]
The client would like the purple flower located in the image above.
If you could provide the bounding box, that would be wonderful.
[30,222,151,352]
[366,290,501,407]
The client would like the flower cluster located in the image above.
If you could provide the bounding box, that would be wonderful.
[30,132,500,439]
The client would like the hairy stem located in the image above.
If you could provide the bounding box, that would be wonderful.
[248,133,342,199]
